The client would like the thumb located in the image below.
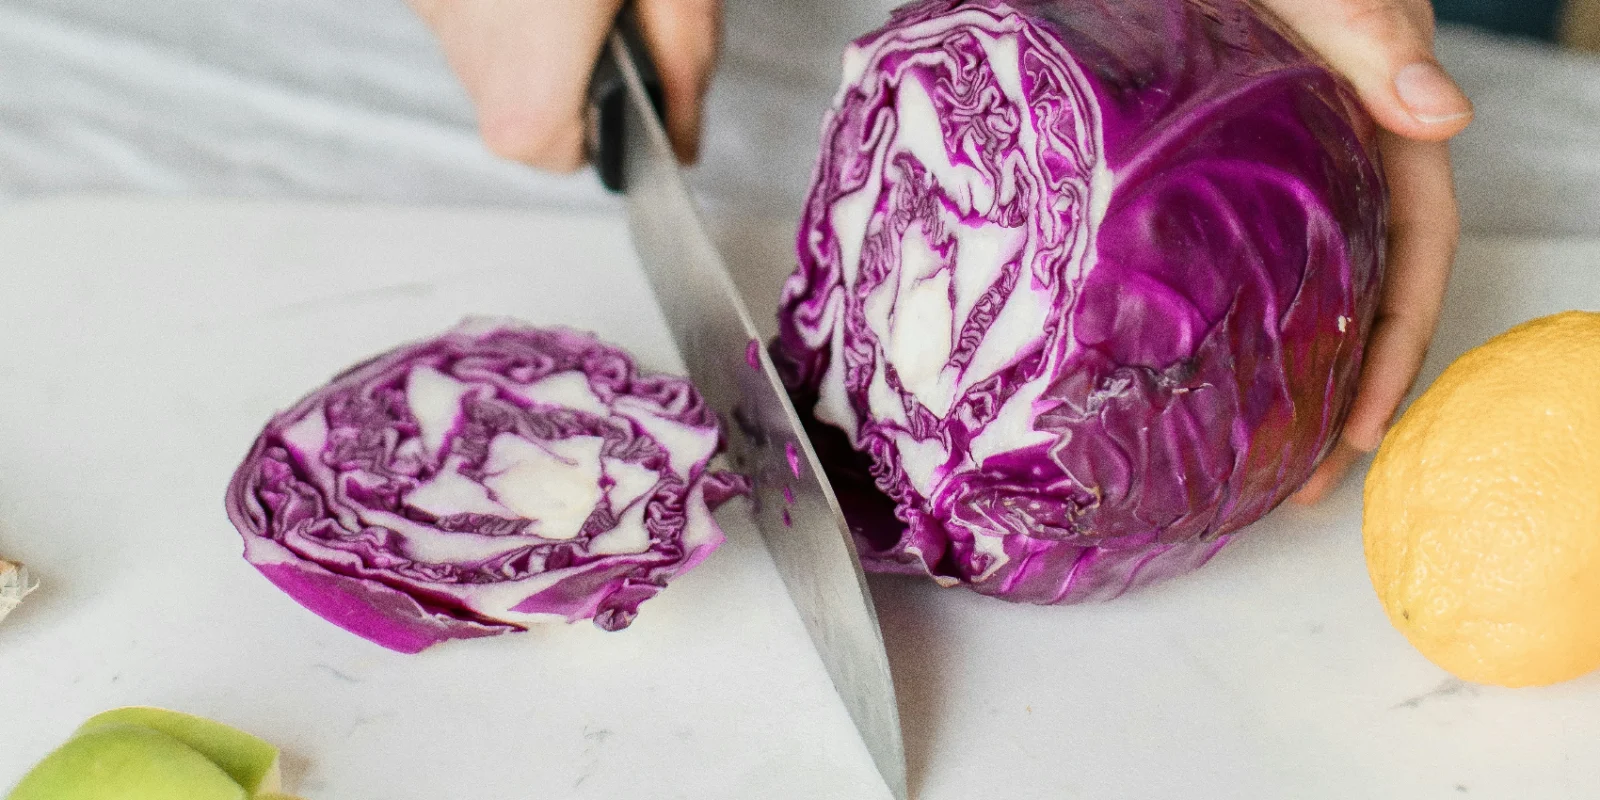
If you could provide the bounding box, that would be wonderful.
[1260,0,1473,141]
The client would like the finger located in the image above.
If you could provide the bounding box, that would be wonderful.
[1345,133,1459,448]
[1291,439,1366,505]
[1293,134,1458,504]
[635,0,722,164]
[1259,0,1472,141]
[423,0,623,171]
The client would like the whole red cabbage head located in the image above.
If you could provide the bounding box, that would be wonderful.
[775,0,1386,603]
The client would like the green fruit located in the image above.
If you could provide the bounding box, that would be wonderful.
[7,724,246,800]
[74,708,281,795]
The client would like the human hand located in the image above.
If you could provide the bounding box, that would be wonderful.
[409,0,722,171]
[1254,0,1474,504]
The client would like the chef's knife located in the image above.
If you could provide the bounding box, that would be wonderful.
[589,20,908,800]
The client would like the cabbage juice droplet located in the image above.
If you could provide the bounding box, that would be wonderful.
[785,442,803,478]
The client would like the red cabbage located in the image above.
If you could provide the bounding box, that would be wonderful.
[226,321,747,653]
[776,0,1386,602]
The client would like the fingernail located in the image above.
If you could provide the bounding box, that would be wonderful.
[1394,62,1473,125]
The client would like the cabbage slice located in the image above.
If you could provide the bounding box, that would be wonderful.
[227,321,748,653]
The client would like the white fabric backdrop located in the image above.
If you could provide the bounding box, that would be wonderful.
[2,0,1598,237]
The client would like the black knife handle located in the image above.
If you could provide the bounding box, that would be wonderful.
[587,9,666,193]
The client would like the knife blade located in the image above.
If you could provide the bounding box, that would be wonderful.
[589,23,908,800]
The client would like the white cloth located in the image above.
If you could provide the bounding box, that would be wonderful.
[0,0,598,210]
[1438,27,1600,236]
[4,1,1598,236]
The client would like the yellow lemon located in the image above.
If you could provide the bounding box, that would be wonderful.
[1364,311,1600,687]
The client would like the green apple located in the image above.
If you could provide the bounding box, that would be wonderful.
[73,708,281,795]
[6,724,246,800]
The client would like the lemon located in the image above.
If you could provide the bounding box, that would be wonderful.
[1364,311,1600,687]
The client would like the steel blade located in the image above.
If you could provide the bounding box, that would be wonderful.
[604,31,908,800]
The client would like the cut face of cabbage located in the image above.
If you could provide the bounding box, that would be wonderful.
[227,321,748,653]
[776,0,1386,603]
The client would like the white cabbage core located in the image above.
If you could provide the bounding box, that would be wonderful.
[817,6,1109,544]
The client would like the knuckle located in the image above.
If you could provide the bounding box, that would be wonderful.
[478,110,584,171]
[657,0,721,14]
[1339,0,1408,33]
[1338,0,1437,47]
[1437,212,1462,243]
[405,0,448,25]
[1413,0,1437,33]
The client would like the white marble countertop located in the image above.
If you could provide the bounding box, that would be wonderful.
[0,198,890,800]
[1,196,1597,799]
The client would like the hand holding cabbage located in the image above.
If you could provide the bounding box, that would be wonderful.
[1257,0,1472,503]
[774,0,1399,601]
